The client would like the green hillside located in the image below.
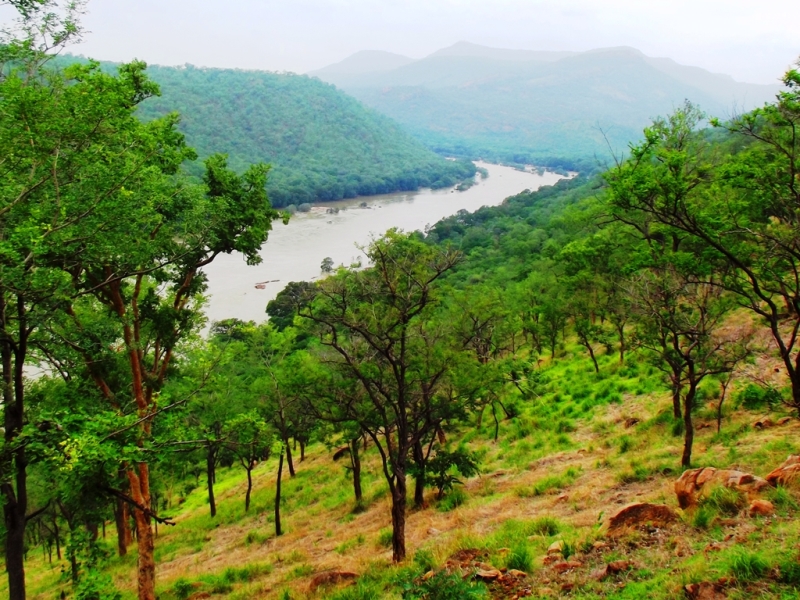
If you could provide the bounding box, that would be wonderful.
[134,64,476,207]
[311,44,782,169]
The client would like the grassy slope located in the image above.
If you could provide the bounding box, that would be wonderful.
[15,337,800,599]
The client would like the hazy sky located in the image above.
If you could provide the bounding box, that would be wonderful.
[35,0,800,84]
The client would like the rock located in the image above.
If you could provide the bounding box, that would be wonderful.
[542,554,562,565]
[749,499,775,517]
[474,568,502,581]
[590,561,631,580]
[624,418,640,428]
[309,571,358,591]
[674,468,769,508]
[427,527,441,536]
[556,493,569,502]
[684,581,727,599]
[422,570,435,581]
[753,417,775,429]
[777,417,793,426]
[547,540,564,554]
[551,560,582,573]
[507,569,527,578]
[766,455,800,487]
[605,503,678,535]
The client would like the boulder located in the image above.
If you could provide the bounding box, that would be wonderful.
[551,560,582,573]
[547,540,564,554]
[766,455,800,487]
[753,417,775,429]
[674,468,769,509]
[605,503,677,535]
[506,569,527,578]
[749,499,775,517]
[309,571,358,591]
[474,568,502,581]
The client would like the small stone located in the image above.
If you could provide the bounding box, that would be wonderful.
[607,560,632,574]
[753,417,775,429]
[777,417,793,426]
[704,542,723,553]
[427,527,441,535]
[507,569,527,578]
[624,417,640,428]
[542,554,562,565]
[749,499,775,517]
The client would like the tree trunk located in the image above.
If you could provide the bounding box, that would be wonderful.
[350,438,362,503]
[681,386,696,468]
[390,470,407,563]
[114,492,132,556]
[671,376,682,420]
[585,342,599,373]
[285,439,296,477]
[128,464,156,600]
[299,439,306,462]
[412,441,425,508]
[275,448,284,537]
[206,448,217,518]
[2,294,29,600]
[245,467,253,512]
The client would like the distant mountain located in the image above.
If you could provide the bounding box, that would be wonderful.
[310,43,782,168]
[129,64,475,207]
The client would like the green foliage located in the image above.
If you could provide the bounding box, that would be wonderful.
[413,549,437,572]
[127,63,477,207]
[74,571,122,600]
[723,548,769,582]
[425,448,481,499]
[735,384,782,410]
[401,569,488,600]
[437,488,467,512]
[378,528,394,548]
[528,516,562,537]
[506,544,533,572]
[172,578,195,600]
[700,487,746,517]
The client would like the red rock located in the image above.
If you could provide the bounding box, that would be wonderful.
[507,569,527,578]
[766,455,800,487]
[542,554,562,565]
[309,571,358,591]
[684,581,727,599]
[474,568,502,581]
[606,503,677,535]
[551,560,582,573]
[753,417,775,429]
[674,468,769,508]
[591,560,632,580]
[777,417,793,426]
[749,499,775,516]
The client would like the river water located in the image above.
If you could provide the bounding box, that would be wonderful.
[201,162,565,324]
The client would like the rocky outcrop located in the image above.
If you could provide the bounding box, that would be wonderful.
[674,468,769,509]
[748,499,775,517]
[766,455,800,487]
[605,503,677,535]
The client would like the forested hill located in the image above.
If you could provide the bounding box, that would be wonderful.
[122,63,476,207]
[310,43,782,170]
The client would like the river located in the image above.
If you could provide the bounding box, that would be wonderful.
[201,162,565,324]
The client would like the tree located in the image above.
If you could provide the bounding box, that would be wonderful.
[266,281,315,331]
[629,267,751,467]
[320,256,334,273]
[606,88,800,412]
[300,231,465,562]
[225,411,272,512]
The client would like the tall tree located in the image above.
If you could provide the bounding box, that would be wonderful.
[301,231,464,562]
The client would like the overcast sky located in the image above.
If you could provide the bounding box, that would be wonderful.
[35,0,800,84]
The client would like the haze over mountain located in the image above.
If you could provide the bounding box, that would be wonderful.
[310,42,783,167]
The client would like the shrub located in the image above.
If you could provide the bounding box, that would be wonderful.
[701,486,746,516]
[422,448,481,499]
[736,384,782,410]
[378,528,393,548]
[401,570,487,600]
[506,544,533,572]
[724,548,769,582]
[438,487,467,511]
[528,516,561,536]
[75,571,122,600]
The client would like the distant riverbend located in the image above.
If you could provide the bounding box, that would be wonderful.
[201,162,566,324]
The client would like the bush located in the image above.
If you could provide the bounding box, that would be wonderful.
[75,571,122,600]
[378,528,393,548]
[437,487,467,511]
[736,384,782,410]
[724,548,769,582]
[701,486,746,516]
[401,570,487,599]
[506,544,533,572]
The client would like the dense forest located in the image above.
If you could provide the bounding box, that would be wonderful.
[312,43,780,171]
[4,2,800,600]
[135,64,476,207]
